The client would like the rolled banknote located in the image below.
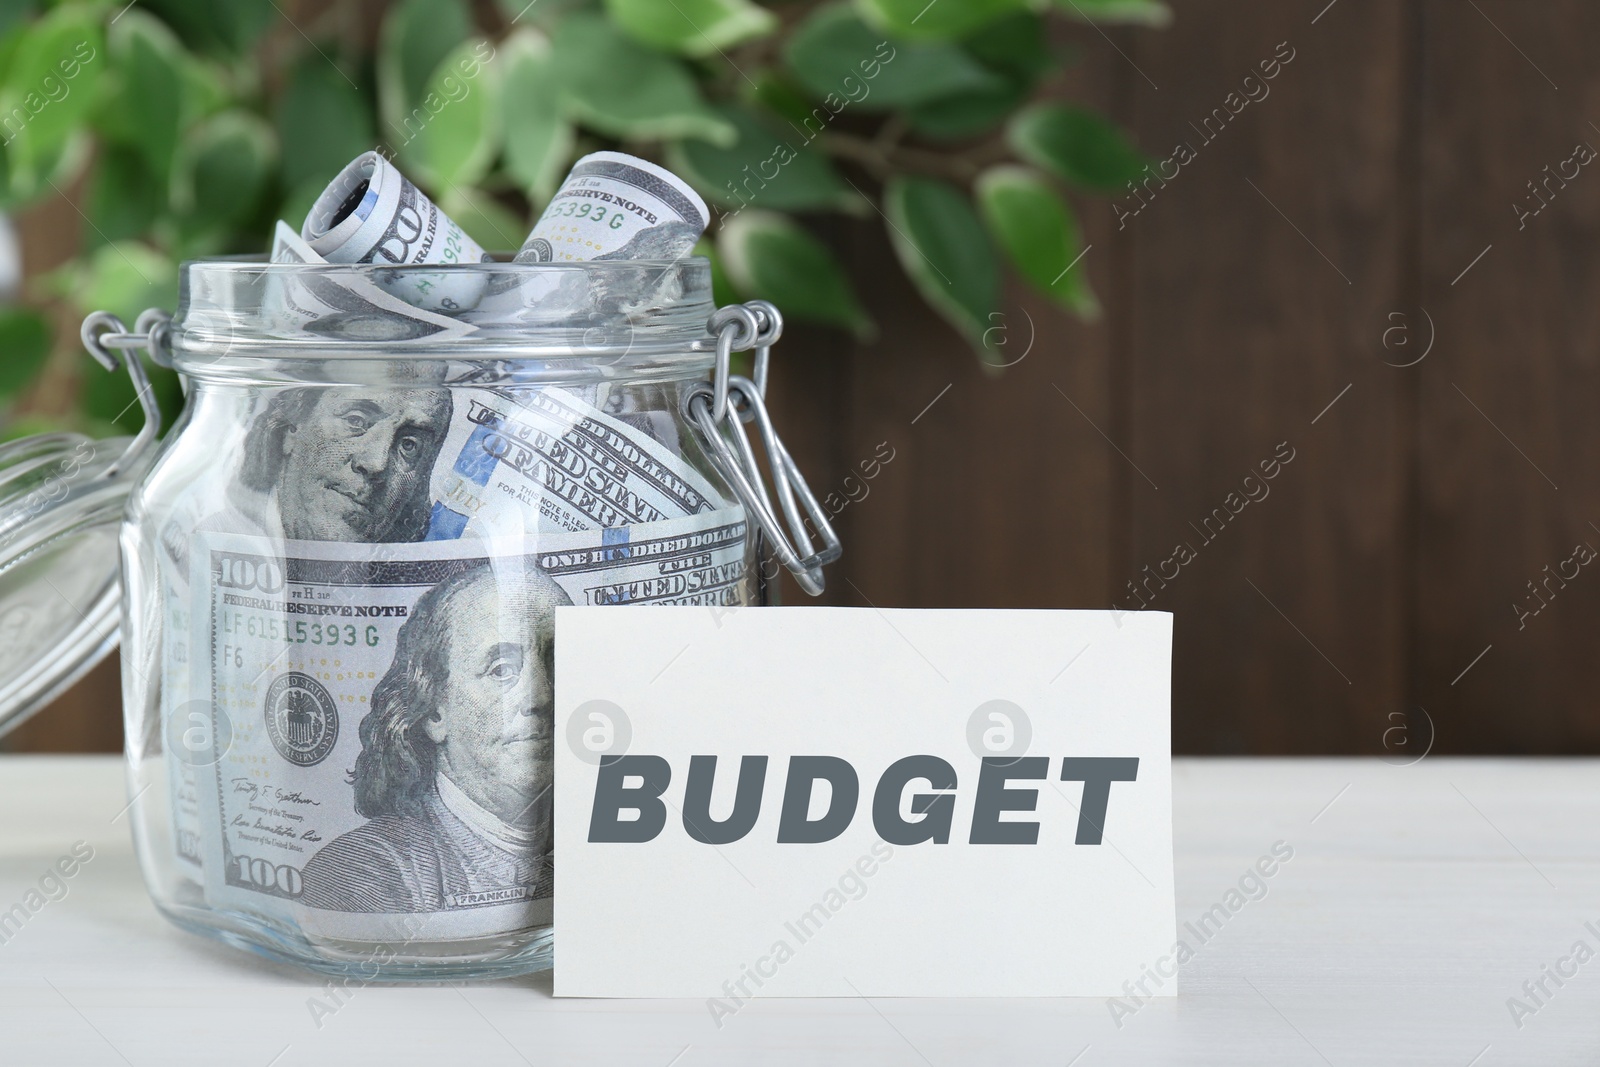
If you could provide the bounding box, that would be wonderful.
[304,151,490,311]
[267,221,472,342]
[514,150,709,263]
[503,152,714,446]
[190,513,750,941]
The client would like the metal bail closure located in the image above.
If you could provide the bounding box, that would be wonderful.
[688,302,841,596]
[80,309,170,477]
[0,308,170,740]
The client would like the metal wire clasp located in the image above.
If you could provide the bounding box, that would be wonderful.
[80,308,171,478]
[687,301,841,596]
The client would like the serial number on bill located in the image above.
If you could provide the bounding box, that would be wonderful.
[219,612,381,648]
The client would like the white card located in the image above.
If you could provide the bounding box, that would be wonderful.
[553,607,1175,999]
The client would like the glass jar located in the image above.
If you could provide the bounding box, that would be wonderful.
[1,257,836,981]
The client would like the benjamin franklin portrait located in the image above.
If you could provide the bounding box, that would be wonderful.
[235,383,451,543]
[299,562,570,913]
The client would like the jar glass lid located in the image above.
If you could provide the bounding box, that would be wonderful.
[0,311,165,740]
[0,430,137,737]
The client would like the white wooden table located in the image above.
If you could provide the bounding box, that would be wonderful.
[0,755,1595,1066]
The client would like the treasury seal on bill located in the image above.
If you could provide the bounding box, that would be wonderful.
[262,672,340,768]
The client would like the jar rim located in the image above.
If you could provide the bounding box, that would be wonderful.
[171,254,719,363]
[178,252,711,272]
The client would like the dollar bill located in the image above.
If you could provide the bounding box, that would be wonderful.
[222,373,720,544]
[159,517,205,877]
[514,151,709,264]
[266,222,473,342]
[154,479,259,886]
[191,511,749,941]
[505,151,714,434]
[304,151,490,312]
[536,506,750,606]
[425,385,723,538]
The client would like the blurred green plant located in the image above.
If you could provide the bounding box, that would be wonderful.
[0,0,1163,438]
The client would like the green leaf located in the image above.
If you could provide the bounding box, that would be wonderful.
[1008,103,1146,192]
[400,38,502,190]
[177,53,232,124]
[377,0,472,144]
[550,14,734,145]
[907,13,1053,140]
[59,241,177,326]
[783,4,1004,111]
[275,54,375,192]
[439,186,525,252]
[87,144,165,248]
[171,110,276,238]
[95,12,184,184]
[964,10,1055,82]
[141,0,277,53]
[501,28,572,203]
[855,0,1029,40]
[0,5,104,184]
[0,1,37,42]
[1055,0,1172,28]
[0,306,49,402]
[976,165,1097,318]
[0,20,26,90]
[604,0,776,56]
[493,0,586,30]
[744,70,816,132]
[883,176,999,350]
[718,211,869,335]
[223,1,281,51]
[908,83,1028,140]
[1,130,87,205]
[667,103,854,214]
[0,140,12,208]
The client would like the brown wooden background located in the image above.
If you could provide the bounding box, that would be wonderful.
[10,0,1600,756]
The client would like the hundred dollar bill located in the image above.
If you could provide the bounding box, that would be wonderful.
[536,507,750,606]
[191,512,749,941]
[514,151,709,263]
[424,384,723,538]
[219,373,718,544]
[304,151,490,311]
[467,151,710,329]
[266,221,473,342]
[158,516,204,877]
[153,474,261,886]
[507,152,712,441]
